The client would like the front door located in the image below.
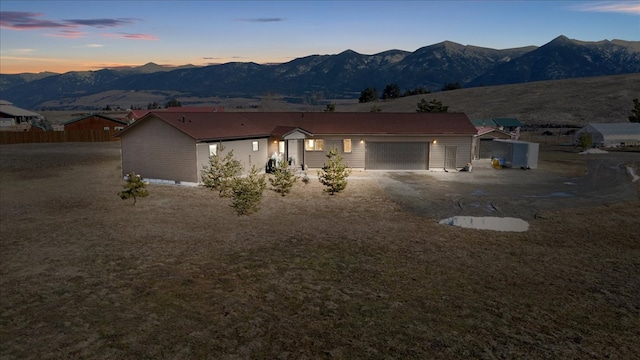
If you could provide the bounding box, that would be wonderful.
[445,146,457,170]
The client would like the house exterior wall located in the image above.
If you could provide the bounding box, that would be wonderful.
[427,136,473,169]
[196,138,269,179]
[121,117,198,183]
[0,118,16,127]
[302,135,472,170]
[65,116,126,131]
[304,136,366,169]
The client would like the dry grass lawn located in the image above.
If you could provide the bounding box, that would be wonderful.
[1,142,639,359]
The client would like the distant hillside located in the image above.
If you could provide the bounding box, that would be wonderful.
[340,73,640,126]
[36,74,640,128]
[1,35,638,110]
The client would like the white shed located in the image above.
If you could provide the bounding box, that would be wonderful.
[574,123,640,148]
[491,139,539,169]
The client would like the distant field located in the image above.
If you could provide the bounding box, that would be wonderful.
[37,73,639,127]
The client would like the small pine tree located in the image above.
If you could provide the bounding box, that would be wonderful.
[629,98,640,123]
[230,165,267,215]
[118,172,149,205]
[577,131,593,150]
[319,147,351,195]
[201,144,243,197]
[269,160,298,196]
[324,103,336,112]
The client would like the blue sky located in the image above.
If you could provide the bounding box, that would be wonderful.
[1,0,638,74]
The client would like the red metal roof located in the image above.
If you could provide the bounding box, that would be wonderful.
[63,113,129,126]
[118,112,476,141]
[127,107,224,120]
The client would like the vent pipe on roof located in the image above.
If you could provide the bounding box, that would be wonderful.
[182,115,185,123]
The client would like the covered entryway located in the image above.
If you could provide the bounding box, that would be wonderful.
[365,142,429,170]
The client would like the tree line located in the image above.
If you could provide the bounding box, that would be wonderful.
[358,82,461,103]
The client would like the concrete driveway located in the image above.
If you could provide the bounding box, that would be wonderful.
[370,152,639,220]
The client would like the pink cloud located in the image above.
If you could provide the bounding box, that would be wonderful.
[573,2,640,14]
[45,30,86,38]
[103,32,159,41]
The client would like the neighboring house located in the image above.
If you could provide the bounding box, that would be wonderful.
[492,118,523,132]
[470,119,497,128]
[116,112,477,185]
[472,127,514,159]
[573,123,640,147]
[125,106,224,123]
[0,100,44,131]
[63,114,129,131]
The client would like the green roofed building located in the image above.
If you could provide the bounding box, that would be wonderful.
[470,119,497,127]
[492,118,523,132]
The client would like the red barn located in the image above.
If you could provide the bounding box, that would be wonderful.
[63,114,129,131]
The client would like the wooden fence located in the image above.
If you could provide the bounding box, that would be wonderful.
[0,130,120,144]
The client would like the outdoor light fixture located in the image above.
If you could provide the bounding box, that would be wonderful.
[432,139,437,144]
[360,139,364,144]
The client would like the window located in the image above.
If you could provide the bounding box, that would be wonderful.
[114,126,124,131]
[103,126,110,131]
[305,139,324,151]
[343,139,352,153]
[209,144,217,156]
[252,141,259,151]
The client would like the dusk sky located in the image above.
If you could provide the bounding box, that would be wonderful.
[1,0,638,74]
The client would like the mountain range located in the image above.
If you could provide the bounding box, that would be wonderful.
[1,35,638,110]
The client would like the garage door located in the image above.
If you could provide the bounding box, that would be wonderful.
[478,139,494,159]
[365,142,429,170]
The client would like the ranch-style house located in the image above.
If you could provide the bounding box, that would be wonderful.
[116,112,477,185]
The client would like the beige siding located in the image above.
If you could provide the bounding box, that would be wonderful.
[195,143,210,180]
[304,135,472,170]
[429,136,473,169]
[197,138,269,180]
[121,117,197,183]
[356,135,471,170]
[304,136,365,169]
[227,138,269,172]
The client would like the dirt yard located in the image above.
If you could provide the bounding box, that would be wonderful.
[1,142,639,359]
